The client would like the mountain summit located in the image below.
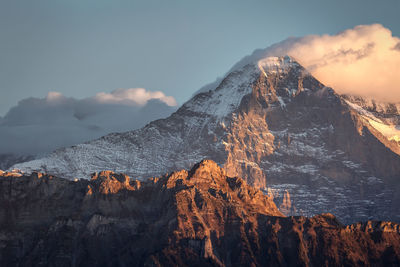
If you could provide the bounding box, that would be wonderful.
[12,56,400,223]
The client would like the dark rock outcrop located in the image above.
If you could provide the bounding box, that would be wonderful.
[0,160,399,266]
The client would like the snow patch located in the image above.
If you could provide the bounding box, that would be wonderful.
[366,118,400,142]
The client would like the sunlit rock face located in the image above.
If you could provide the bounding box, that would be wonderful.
[12,56,400,224]
[1,160,399,266]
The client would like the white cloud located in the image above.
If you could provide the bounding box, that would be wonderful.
[0,89,177,156]
[93,88,177,107]
[231,24,400,102]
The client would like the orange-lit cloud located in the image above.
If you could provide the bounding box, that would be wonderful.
[231,24,400,102]
[268,24,400,101]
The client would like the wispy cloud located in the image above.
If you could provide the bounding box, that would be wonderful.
[93,88,177,107]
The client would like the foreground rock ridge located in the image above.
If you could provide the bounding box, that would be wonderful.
[1,161,400,266]
[12,56,400,224]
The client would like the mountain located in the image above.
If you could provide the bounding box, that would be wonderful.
[0,153,34,170]
[1,160,399,266]
[12,56,400,224]
[341,94,400,154]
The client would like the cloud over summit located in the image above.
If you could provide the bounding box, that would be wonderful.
[233,24,400,102]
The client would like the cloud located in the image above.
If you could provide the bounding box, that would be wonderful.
[0,89,177,156]
[46,91,65,102]
[279,24,400,102]
[93,88,177,107]
[226,24,400,102]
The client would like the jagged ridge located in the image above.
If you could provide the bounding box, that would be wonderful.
[1,160,400,266]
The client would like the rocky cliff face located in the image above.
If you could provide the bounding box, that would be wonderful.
[12,56,400,224]
[0,160,399,267]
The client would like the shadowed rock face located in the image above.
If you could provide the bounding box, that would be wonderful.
[0,160,399,267]
[12,56,400,224]
[0,153,34,170]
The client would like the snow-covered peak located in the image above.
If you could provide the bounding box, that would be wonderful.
[183,56,306,119]
[257,55,303,76]
[9,55,400,225]
[182,63,258,119]
[194,55,304,95]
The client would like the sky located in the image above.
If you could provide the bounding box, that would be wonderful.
[1,0,400,116]
[1,0,400,156]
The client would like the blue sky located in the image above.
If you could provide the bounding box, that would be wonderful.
[1,0,399,115]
